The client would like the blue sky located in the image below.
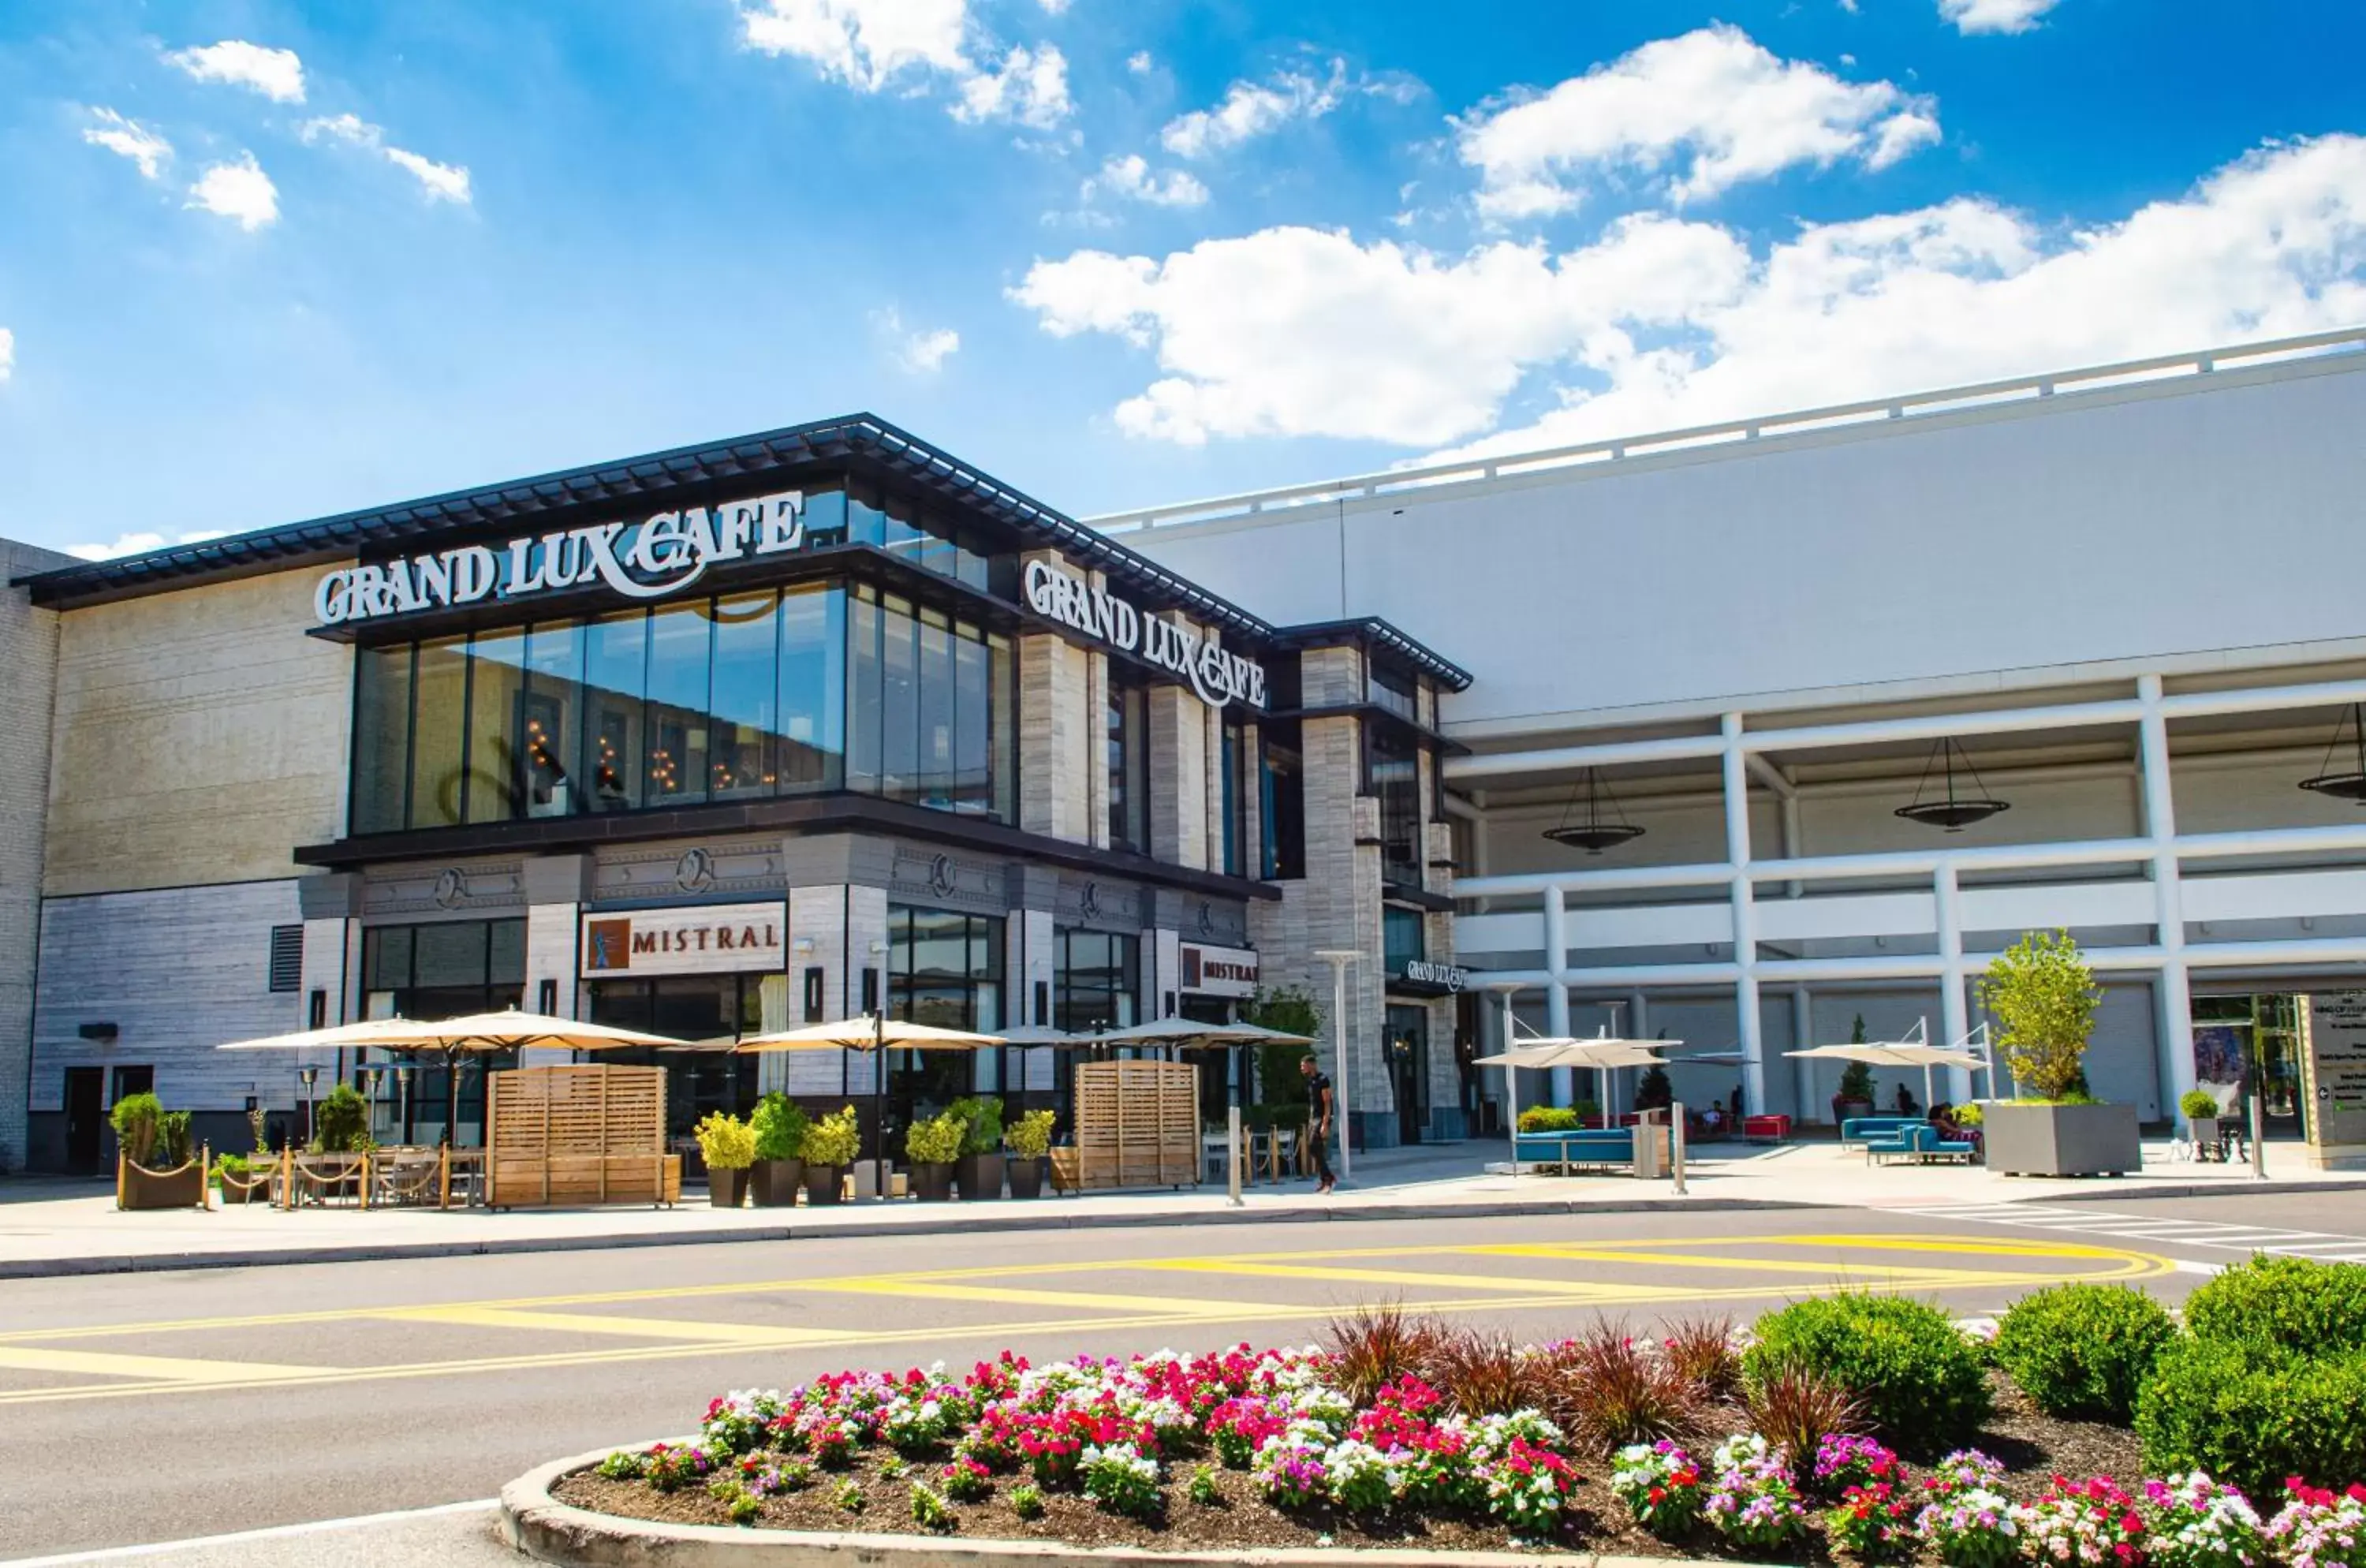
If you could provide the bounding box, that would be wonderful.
[2,0,2362,559]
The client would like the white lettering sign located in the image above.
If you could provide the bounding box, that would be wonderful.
[1400,960,1470,995]
[580,902,789,978]
[1022,559,1267,711]
[315,492,807,626]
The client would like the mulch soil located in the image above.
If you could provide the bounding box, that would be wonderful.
[553,1371,2149,1559]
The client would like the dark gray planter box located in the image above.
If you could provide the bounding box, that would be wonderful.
[1983,1101,2142,1177]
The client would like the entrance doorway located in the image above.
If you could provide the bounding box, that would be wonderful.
[2191,992,2306,1138]
[64,1067,104,1174]
[1386,1004,1429,1145]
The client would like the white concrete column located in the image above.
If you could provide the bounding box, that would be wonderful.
[1722,712,1766,1114]
[1791,986,1816,1121]
[518,901,581,1068]
[1933,862,1972,1103]
[2138,674,2196,1112]
[1543,884,1572,1105]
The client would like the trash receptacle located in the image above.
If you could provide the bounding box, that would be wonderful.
[1632,1122,1666,1179]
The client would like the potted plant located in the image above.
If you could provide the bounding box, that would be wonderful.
[114,1092,207,1208]
[800,1104,860,1206]
[748,1093,809,1208]
[1005,1108,1056,1198]
[312,1083,371,1152]
[949,1095,1006,1200]
[695,1111,756,1208]
[1977,930,2140,1177]
[2180,1088,2223,1151]
[1832,1017,1876,1124]
[212,1151,271,1204]
[905,1110,965,1202]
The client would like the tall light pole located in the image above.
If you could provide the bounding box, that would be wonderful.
[1314,949,1359,1179]
[1486,978,1524,1165]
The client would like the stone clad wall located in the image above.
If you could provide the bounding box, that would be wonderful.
[43,566,351,898]
[0,538,72,1171]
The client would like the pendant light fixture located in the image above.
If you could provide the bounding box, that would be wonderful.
[1543,767,1646,854]
[2299,702,2366,803]
[1894,737,2011,832]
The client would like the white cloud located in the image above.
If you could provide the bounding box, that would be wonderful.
[1162,62,1345,159]
[301,113,472,203]
[82,107,172,180]
[1126,50,1152,76]
[875,308,961,373]
[1940,0,2060,34]
[1081,154,1208,208]
[739,0,1070,127]
[1013,135,2366,453]
[1039,0,1072,12]
[166,39,305,103]
[952,43,1072,131]
[1457,24,1939,217]
[0,328,13,383]
[66,528,229,562]
[185,154,278,230]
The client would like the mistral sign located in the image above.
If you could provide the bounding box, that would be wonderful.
[314,491,811,626]
[1022,559,1267,711]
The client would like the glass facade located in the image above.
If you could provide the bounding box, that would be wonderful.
[1368,721,1423,890]
[1054,929,1140,1034]
[350,581,1013,831]
[587,976,767,1137]
[357,918,526,1146]
[885,905,1006,1124]
[1106,674,1148,852]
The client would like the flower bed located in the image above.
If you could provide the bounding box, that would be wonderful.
[552,1323,2366,1562]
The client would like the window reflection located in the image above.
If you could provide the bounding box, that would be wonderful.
[350,581,1009,831]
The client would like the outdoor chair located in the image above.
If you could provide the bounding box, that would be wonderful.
[1865,1123,1978,1166]
[1741,1114,1792,1144]
[1840,1115,1928,1148]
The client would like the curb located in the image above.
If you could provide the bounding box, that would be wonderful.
[501,1444,1685,1568]
[0,1193,1827,1281]
[2002,1177,2365,1204]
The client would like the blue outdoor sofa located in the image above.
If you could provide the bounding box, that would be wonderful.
[1839,1115,1928,1148]
[1513,1128,1635,1172]
[1864,1122,1978,1166]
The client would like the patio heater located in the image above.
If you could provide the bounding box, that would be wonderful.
[1314,950,1359,1179]
[298,1065,319,1147]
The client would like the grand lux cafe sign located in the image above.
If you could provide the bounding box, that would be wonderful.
[1023,560,1266,711]
[314,491,812,625]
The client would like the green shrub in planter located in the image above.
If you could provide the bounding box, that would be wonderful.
[905,1111,966,1166]
[2185,1254,2366,1355]
[110,1092,162,1163]
[312,1084,371,1152]
[1005,1108,1055,1159]
[948,1096,1004,1155]
[1992,1282,2176,1422]
[1743,1294,1991,1450]
[2136,1336,2366,1498]
[800,1105,861,1167]
[2178,1089,2222,1124]
[750,1093,810,1163]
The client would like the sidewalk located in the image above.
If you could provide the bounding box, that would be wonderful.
[5,1138,2357,1279]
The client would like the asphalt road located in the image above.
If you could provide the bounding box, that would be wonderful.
[6,1192,2364,1562]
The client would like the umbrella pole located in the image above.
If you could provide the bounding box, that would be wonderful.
[872,1013,886,1200]
[1506,1066,1518,1180]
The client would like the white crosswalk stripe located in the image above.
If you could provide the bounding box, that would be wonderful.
[1913,1202,2366,1262]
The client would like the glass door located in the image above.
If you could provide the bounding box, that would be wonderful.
[2190,992,2307,1137]
[1386,1004,1429,1145]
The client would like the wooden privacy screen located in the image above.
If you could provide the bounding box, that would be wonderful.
[487,1065,681,1208]
[1072,1060,1200,1190]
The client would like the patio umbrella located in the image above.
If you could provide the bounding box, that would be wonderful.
[215,1015,435,1053]
[732,1014,1005,1180]
[1472,1031,1678,1174]
[1785,1025,1989,1111]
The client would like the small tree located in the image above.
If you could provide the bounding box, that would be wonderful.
[1244,986,1321,1106]
[1979,929,2100,1102]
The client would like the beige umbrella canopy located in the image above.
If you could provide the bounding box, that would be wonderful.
[730,1014,1006,1173]
[215,1015,441,1053]
[1085,1016,1314,1048]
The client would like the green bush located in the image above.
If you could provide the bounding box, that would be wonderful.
[2179,1089,2222,1122]
[311,1083,371,1152]
[1005,1107,1055,1158]
[2185,1254,2366,1355]
[1743,1294,1991,1450]
[1993,1283,2177,1422]
[110,1092,162,1163]
[1518,1105,1601,1133]
[2136,1336,2366,1498]
[800,1104,861,1166]
[156,1110,194,1166]
[749,1093,810,1163]
[905,1110,965,1165]
[948,1095,1004,1155]
[696,1111,756,1170]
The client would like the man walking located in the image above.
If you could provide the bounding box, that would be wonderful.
[1299,1053,1337,1194]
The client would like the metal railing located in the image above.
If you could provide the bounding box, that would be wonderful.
[1086,327,2366,536]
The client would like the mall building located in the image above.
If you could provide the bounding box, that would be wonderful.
[2,327,2364,1174]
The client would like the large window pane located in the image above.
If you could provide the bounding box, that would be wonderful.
[803,485,848,549]
[583,611,647,812]
[918,609,954,806]
[709,590,779,801]
[644,601,711,805]
[953,629,989,813]
[848,483,886,550]
[779,584,845,793]
[465,628,528,824]
[883,495,925,568]
[1107,678,1148,851]
[351,644,412,835]
[848,590,882,793]
[415,921,488,988]
[523,622,582,818]
[991,634,1016,825]
[409,637,469,829]
[881,595,920,801]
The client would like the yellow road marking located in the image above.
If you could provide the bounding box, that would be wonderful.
[794,1279,1265,1317]
[1141,1259,1699,1298]
[0,1346,319,1383]
[1468,1245,2013,1288]
[379,1306,871,1345]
